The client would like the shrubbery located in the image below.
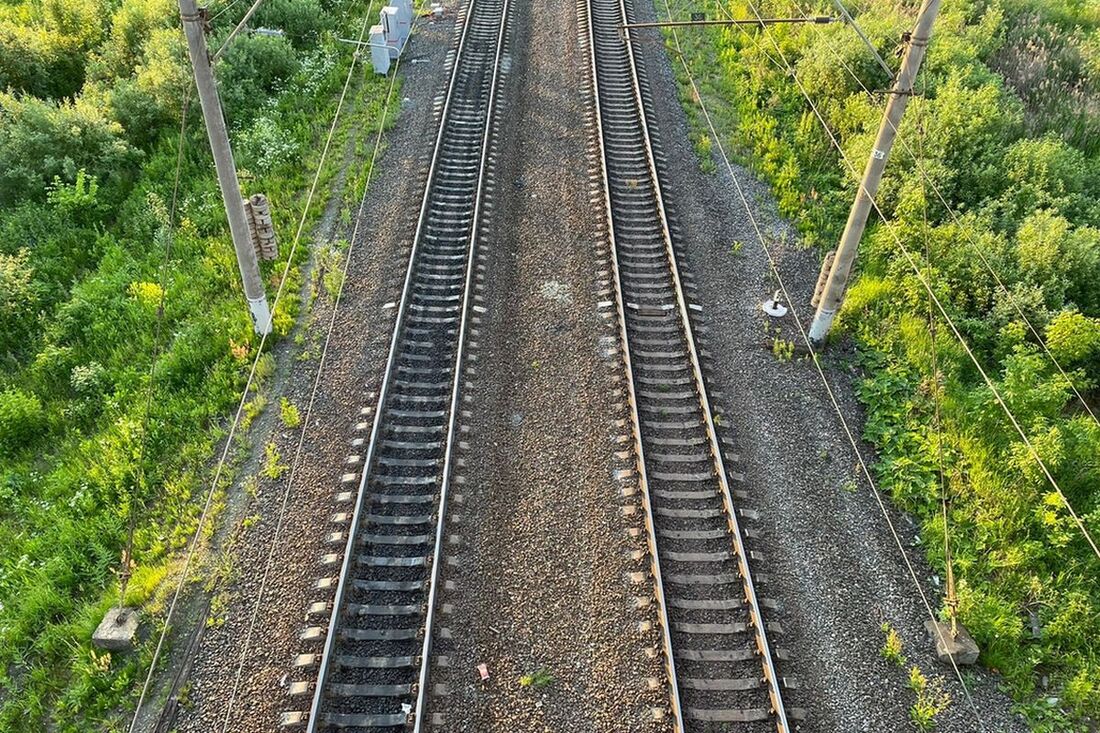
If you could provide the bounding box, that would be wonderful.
[0,389,46,451]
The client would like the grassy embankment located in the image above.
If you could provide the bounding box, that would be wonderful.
[0,0,397,727]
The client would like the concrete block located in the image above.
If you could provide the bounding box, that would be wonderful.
[392,0,413,43]
[92,607,139,651]
[381,7,401,58]
[925,619,980,666]
[369,25,390,75]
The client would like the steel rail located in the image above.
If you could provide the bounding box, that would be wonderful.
[305,0,507,726]
[411,0,509,725]
[588,0,790,726]
[584,0,686,726]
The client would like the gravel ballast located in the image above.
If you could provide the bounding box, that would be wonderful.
[421,0,671,726]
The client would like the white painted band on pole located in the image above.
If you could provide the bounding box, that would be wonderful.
[808,307,836,344]
[248,296,274,335]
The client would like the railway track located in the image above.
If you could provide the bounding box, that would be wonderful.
[583,0,791,729]
[294,0,509,728]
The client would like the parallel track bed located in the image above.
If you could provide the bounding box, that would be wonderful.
[585,0,790,729]
[304,0,507,728]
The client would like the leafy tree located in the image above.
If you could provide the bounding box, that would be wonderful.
[216,34,299,123]
[92,0,175,80]
[0,20,84,98]
[0,0,106,98]
[132,27,189,112]
[41,0,104,50]
[109,27,189,145]
[0,93,139,206]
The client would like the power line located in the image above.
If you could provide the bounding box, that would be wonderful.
[127,8,384,729]
[729,0,1100,560]
[657,4,990,727]
[788,0,1100,430]
[919,95,959,633]
[209,0,243,23]
[217,14,412,732]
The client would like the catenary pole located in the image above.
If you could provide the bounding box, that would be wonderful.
[808,0,941,343]
[179,0,272,334]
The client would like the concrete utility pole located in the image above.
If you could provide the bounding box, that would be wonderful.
[808,0,941,344]
[179,0,273,335]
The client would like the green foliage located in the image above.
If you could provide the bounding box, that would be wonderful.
[0,248,41,358]
[94,0,177,79]
[218,34,300,123]
[996,135,1092,224]
[879,621,906,667]
[279,396,301,428]
[1045,310,1100,369]
[109,27,190,147]
[907,666,951,731]
[255,0,326,48]
[771,337,795,361]
[261,441,286,479]
[518,668,553,689]
[0,0,104,99]
[0,19,83,99]
[0,388,47,450]
[0,0,392,725]
[0,93,138,207]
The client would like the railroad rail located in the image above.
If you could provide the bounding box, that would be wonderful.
[584,0,791,728]
[300,0,508,727]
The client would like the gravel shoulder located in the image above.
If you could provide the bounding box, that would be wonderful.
[168,13,460,732]
[628,3,1030,731]
[421,0,670,728]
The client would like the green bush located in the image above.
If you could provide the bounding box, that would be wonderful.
[0,93,139,207]
[255,0,326,48]
[0,0,383,724]
[0,389,47,451]
[1045,310,1100,368]
[0,248,41,358]
[217,34,300,123]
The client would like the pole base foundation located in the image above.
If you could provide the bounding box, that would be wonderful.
[92,607,139,651]
[249,297,273,335]
[924,619,979,666]
[807,307,836,344]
